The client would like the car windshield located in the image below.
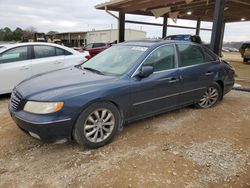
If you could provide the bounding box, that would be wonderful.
[81,45,148,76]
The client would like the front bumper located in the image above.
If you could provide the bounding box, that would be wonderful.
[9,110,73,142]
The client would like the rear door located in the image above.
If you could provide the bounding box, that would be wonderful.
[129,44,181,119]
[0,46,32,94]
[177,44,218,105]
[31,45,64,75]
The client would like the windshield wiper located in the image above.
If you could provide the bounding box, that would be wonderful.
[83,67,104,75]
[75,64,83,70]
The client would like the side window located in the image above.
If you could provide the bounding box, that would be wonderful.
[65,50,73,55]
[34,45,56,59]
[0,46,28,64]
[93,43,105,48]
[203,46,218,62]
[142,45,175,72]
[56,48,65,56]
[178,44,204,67]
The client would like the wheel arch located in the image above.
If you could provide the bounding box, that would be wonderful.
[215,80,224,100]
[70,99,124,139]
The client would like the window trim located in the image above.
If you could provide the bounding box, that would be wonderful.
[0,45,32,64]
[131,44,178,77]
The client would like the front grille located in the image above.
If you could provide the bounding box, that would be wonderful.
[10,89,23,111]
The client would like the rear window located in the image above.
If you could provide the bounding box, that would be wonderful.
[93,43,106,48]
[166,35,191,41]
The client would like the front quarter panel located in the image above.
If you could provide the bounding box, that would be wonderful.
[63,78,131,125]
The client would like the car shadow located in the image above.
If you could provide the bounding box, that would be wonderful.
[0,93,11,100]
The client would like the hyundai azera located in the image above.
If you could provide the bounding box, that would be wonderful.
[9,40,235,148]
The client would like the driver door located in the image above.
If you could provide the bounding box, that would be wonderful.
[129,44,181,120]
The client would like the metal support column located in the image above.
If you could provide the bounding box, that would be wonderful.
[218,22,226,56]
[196,18,201,36]
[162,17,168,38]
[118,12,125,43]
[210,0,226,55]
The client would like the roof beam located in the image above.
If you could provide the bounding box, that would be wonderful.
[125,19,212,31]
[229,0,250,6]
[121,0,183,13]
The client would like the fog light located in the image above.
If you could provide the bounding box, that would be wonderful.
[29,132,41,140]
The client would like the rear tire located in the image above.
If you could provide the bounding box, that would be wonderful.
[73,102,121,149]
[195,82,222,109]
[243,58,248,63]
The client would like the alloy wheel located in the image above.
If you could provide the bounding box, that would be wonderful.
[198,87,219,108]
[83,108,115,143]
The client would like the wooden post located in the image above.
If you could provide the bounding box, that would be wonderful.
[162,17,168,38]
[196,18,201,36]
[118,12,125,43]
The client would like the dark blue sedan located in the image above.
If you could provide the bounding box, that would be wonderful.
[9,40,235,148]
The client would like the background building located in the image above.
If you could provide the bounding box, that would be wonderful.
[55,29,146,47]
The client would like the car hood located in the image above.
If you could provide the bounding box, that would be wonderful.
[16,67,117,101]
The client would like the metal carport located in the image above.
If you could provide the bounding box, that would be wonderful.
[95,0,250,55]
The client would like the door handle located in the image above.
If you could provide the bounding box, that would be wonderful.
[168,78,180,83]
[54,61,63,64]
[205,72,214,76]
[20,67,30,70]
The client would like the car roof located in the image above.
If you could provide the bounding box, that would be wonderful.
[118,39,196,47]
[1,42,64,48]
[0,42,80,54]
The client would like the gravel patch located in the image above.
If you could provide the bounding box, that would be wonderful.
[183,139,248,186]
[153,108,198,132]
[0,98,9,114]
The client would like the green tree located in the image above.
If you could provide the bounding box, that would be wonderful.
[13,27,23,41]
[3,27,13,41]
[0,28,4,41]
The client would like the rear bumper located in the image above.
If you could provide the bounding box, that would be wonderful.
[9,110,73,142]
[224,79,234,95]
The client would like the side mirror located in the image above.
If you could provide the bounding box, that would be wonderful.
[138,66,154,78]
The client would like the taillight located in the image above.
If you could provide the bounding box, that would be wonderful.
[85,55,92,60]
[231,67,236,77]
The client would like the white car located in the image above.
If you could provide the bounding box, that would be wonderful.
[0,42,90,94]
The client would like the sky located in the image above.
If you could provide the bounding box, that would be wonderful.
[0,0,249,43]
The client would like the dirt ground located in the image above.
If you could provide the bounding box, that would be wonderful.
[0,90,250,188]
[223,52,250,89]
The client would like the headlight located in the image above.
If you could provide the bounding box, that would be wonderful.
[24,101,64,114]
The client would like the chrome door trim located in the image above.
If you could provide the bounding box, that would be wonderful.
[133,87,206,106]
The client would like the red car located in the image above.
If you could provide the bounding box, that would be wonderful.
[83,43,111,57]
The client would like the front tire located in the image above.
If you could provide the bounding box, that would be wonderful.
[195,83,222,109]
[73,102,121,149]
[243,58,248,63]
